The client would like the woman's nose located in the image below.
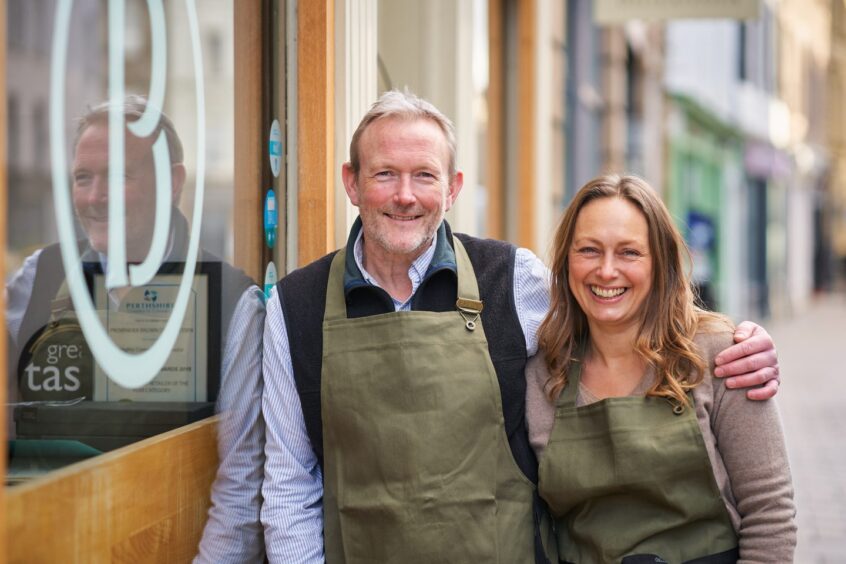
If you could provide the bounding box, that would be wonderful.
[596,253,618,278]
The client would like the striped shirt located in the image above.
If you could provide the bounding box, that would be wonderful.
[194,286,267,563]
[261,231,551,562]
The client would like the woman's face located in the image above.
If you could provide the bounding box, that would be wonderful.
[567,197,653,334]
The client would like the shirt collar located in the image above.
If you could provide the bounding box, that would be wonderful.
[93,228,177,276]
[343,217,456,307]
[353,228,437,295]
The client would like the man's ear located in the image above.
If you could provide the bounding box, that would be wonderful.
[342,162,360,206]
[171,163,186,205]
[445,170,464,211]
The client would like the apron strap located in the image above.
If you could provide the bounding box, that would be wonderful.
[452,238,484,331]
[323,238,484,326]
[324,248,348,322]
[555,360,582,409]
[49,280,75,323]
[452,237,481,302]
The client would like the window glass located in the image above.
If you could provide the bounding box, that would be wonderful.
[5,0,243,485]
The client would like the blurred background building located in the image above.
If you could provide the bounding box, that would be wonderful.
[829,0,846,293]
[4,0,845,559]
[7,0,846,321]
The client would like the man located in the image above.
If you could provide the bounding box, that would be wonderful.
[261,91,780,562]
[5,97,266,562]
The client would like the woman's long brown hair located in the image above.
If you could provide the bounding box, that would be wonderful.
[537,174,730,406]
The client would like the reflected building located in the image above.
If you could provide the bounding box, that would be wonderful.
[5,0,236,273]
[6,0,104,273]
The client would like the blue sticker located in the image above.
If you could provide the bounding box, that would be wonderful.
[265,189,278,248]
[264,261,278,298]
[269,119,282,178]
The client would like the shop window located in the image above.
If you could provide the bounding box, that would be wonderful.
[5,1,248,486]
[8,95,19,171]
[8,0,26,52]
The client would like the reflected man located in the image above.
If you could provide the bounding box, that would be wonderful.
[5,96,266,562]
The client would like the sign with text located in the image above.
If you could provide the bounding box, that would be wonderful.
[594,0,760,24]
[18,320,94,402]
[92,271,211,401]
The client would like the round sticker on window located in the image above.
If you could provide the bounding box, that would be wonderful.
[269,119,282,178]
[18,320,94,402]
[264,261,278,298]
[265,189,278,248]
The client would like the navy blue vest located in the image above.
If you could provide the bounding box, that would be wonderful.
[276,222,538,484]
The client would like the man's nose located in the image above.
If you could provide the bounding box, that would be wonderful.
[91,175,110,203]
[393,174,416,206]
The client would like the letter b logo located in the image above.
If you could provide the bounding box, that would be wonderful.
[50,0,207,389]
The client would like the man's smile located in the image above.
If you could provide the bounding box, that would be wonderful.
[384,212,422,222]
[84,214,108,221]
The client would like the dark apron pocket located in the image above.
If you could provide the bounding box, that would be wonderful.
[616,547,739,564]
[684,547,739,564]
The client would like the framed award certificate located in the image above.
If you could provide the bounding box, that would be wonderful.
[90,263,222,402]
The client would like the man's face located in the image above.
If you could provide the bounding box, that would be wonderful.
[343,117,463,263]
[72,123,181,262]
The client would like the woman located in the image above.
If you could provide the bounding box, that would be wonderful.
[526,174,796,563]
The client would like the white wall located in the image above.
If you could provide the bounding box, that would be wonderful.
[664,21,739,123]
[786,182,815,312]
[334,0,378,247]
[378,0,483,236]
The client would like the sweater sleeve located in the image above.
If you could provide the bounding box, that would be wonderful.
[524,353,557,460]
[697,331,797,563]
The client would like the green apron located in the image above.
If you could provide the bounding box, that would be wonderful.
[321,238,537,563]
[538,362,739,564]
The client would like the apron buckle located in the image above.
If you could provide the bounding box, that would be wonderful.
[50,297,73,317]
[456,298,484,331]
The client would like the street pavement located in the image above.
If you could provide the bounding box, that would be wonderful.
[768,292,846,563]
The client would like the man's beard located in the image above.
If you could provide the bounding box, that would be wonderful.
[360,206,444,258]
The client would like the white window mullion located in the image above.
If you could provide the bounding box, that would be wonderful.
[334,0,378,247]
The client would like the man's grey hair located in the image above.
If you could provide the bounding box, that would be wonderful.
[349,90,457,179]
[74,94,184,165]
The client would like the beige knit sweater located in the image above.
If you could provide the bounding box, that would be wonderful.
[525,329,797,563]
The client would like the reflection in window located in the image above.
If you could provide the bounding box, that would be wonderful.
[32,102,47,172]
[8,0,26,52]
[32,1,53,56]
[8,95,19,171]
[208,30,224,76]
[5,0,241,484]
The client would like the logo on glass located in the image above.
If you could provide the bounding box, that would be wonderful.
[50,0,206,389]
